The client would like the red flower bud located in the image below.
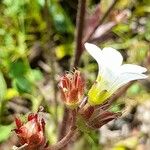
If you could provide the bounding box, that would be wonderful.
[14,113,47,150]
[79,102,121,129]
[87,110,121,129]
[58,70,85,108]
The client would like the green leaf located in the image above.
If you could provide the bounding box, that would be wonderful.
[9,59,28,78]
[135,6,150,15]
[27,69,43,83]
[113,24,130,33]
[13,77,32,93]
[110,104,122,113]
[0,71,7,101]
[84,131,100,149]
[115,0,131,9]
[127,83,141,96]
[0,125,13,142]
[49,0,74,33]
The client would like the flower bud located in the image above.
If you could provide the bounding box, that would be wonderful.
[79,102,121,129]
[58,70,85,108]
[14,113,47,150]
[87,110,121,129]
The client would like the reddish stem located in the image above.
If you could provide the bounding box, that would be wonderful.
[47,110,77,150]
[72,0,87,67]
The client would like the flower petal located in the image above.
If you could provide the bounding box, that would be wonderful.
[101,47,123,69]
[120,64,147,74]
[84,43,119,81]
[97,67,118,89]
[85,43,106,77]
[110,72,148,93]
[84,43,102,65]
[85,43,123,86]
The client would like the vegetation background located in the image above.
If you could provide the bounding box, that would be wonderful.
[0,0,150,149]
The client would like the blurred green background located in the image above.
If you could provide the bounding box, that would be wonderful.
[0,0,150,149]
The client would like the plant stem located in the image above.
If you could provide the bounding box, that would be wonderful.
[58,107,69,140]
[58,0,87,145]
[72,0,87,68]
[50,129,76,150]
[47,110,77,150]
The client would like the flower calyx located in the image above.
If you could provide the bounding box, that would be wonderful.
[14,113,47,150]
[58,69,85,109]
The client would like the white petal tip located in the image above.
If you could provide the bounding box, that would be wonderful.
[131,73,148,80]
[120,64,148,74]
[84,43,102,63]
[84,42,90,46]
[142,67,147,73]
[84,43,94,49]
[135,66,147,73]
[141,74,148,79]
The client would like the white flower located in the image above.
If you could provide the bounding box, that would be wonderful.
[85,43,148,105]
